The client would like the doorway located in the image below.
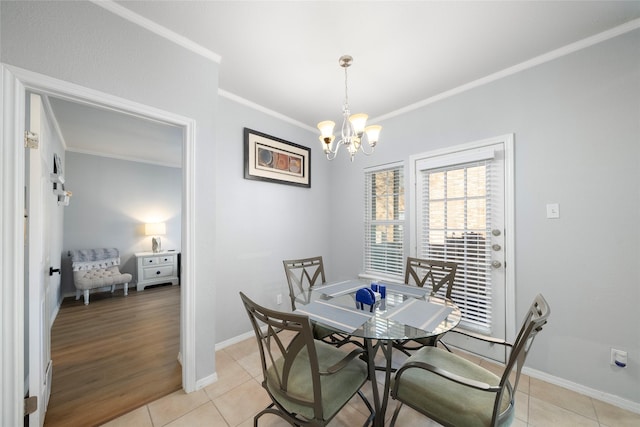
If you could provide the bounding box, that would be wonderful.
[1,64,197,426]
[410,134,515,362]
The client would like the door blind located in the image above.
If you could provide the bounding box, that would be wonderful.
[364,165,405,276]
[418,160,494,332]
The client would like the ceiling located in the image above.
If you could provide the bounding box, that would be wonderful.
[48,1,640,166]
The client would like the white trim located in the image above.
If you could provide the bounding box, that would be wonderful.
[91,0,221,64]
[1,64,27,427]
[415,145,496,171]
[40,95,68,151]
[65,147,181,169]
[181,113,197,393]
[523,366,640,415]
[195,372,218,391]
[218,89,316,133]
[502,135,516,343]
[215,330,256,352]
[363,160,404,174]
[373,18,640,123]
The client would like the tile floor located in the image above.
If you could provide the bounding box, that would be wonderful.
[103,335,640,427]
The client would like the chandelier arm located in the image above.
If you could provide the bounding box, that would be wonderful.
[360,144,375,155]
[325,139,342,159]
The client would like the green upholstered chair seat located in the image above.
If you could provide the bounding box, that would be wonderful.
[392,346,514,427]
[266,340,369,421]
[240,291,374,426]
[313,323,338,340]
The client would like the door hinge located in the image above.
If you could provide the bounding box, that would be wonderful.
[24,396,37,416]
[24,131,39,149]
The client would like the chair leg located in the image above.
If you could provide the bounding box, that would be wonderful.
[75,290,81,301]
[83,289,90,305]
[389,401,404,427]
[110,285,116,293]
[124,283,129,296]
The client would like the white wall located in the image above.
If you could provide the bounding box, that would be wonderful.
[61,152,182,295]
[1,0,219,382]
[328,30,640,405]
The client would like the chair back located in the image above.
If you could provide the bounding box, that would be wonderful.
[404,257,458,298]
[239,292,324,422]
[493,294,550,425]
[283,256,326,310]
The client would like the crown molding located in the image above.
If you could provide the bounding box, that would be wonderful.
[90,0,221,64]
[374,18,640,123]
[218,89,316,133]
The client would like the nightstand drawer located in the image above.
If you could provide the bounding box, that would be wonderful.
[142,265,175,280]
[156,255,175,264]
[142,255,174,266]
[135,251,180,291]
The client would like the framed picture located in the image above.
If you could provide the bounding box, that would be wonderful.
[244,128,311,188]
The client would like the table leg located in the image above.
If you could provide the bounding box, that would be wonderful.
[365,339,394,427]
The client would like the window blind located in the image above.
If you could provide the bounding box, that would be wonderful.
[418,160,494,332]
[364,165,405,276]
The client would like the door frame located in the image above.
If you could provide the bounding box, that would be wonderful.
[0,63,197,426]
[409,134,516,345]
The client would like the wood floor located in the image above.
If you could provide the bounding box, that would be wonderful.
[45,285,182,427]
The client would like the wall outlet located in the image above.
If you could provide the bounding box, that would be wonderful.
[276,294,282,305]
[611,348,627,368]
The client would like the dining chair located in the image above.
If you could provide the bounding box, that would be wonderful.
[389,294,550,427]
[283,256,326,310]
[239,292,375,427]
[405,257,458,298]
[394,257,459,354]
[283,256,360,347]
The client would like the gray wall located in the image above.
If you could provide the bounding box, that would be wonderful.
[61,152,182,295]
[214,96,326,342]
[327,30,640,404]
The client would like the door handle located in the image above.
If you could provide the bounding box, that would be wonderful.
[49,267,61,276]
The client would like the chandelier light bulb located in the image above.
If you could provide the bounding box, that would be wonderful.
[365,125,382,146]
[349,113,368,135]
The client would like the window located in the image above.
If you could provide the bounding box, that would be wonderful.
[418,161,494,332]
[364,163,405,276]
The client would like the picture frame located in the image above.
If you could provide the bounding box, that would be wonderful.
[244,128,311,188]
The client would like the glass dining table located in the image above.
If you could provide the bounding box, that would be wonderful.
[294,278,461,426]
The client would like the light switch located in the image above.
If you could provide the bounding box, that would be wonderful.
[546,203,560,219]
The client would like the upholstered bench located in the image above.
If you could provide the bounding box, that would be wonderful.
[70,248,132,305]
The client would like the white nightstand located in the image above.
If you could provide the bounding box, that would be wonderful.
[135,251,180,291]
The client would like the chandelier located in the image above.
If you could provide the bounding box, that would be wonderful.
[317,55,382,162]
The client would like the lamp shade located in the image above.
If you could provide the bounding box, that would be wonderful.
[145,222,166,236]
[348,113,368,134]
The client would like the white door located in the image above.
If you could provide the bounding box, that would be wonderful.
[25,93,53,426]
[411,135,515,362]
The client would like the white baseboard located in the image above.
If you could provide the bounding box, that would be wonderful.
[194,372,217,391]
[214,330,640,414]
[523,366,640,415]
[215,330,255,351]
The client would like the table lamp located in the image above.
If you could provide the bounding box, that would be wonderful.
[145,222,166,253]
